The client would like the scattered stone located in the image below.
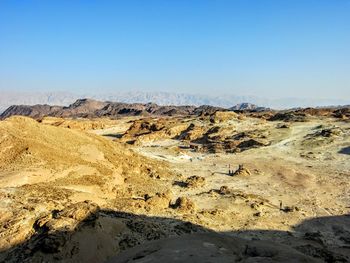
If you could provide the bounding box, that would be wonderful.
[219,186,230,195]
[316,127,342,137]
[232,164,251,176]
[282,206,299,213]
[250,203,260,209]
[185,176,206,188]
[277,123,290,129]
[146,191,173,210]
[253,211,262,217]
[200,209,223,217]
[119,235,140,250]
[126,220,166,241]
[173,197,196,212]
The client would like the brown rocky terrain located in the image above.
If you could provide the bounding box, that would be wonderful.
[0,105,350,262]
[2,98,349,123]
[0,99,213,120]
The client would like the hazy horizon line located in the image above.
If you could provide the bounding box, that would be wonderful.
[0,89,349,112]
[1,89,349,102]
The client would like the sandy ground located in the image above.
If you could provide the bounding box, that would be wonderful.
[114,119,349,229]
[1,114,349,262]
[100,115,350,261]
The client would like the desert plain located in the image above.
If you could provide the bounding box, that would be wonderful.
[0,101,349,262]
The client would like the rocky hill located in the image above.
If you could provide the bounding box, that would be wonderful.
[0,99,229,119]
[0,116,175,262]
[95,102,196,117]
[0,104,64,119]
[230,102,269,112]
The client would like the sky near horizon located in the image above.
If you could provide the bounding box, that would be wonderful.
[0,0,349,100]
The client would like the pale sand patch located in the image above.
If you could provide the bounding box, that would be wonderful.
[78,145,105,162]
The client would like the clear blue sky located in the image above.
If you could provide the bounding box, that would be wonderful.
[0,0,349,99]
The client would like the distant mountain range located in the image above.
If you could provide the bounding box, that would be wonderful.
[0,90,349,113]
[2,96,350,121]
[0,98,227,119]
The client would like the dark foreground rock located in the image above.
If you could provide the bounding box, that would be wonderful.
[108,233,320,263]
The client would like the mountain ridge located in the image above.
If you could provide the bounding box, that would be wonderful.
[0,98,265,120]
[1,90,349,113]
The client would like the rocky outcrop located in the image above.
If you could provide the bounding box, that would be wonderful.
[209,111,238,123]
[268,111,308,122]
[333,107,350,120]
[184,176,206,188]
[33,201,100,254]
[230,102,268,112]
[96,102,196,117]
[232,164,251,176]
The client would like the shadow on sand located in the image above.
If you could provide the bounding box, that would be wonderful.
[339,146,350,155]
[102,133,124,139]
[0,204,349,263]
